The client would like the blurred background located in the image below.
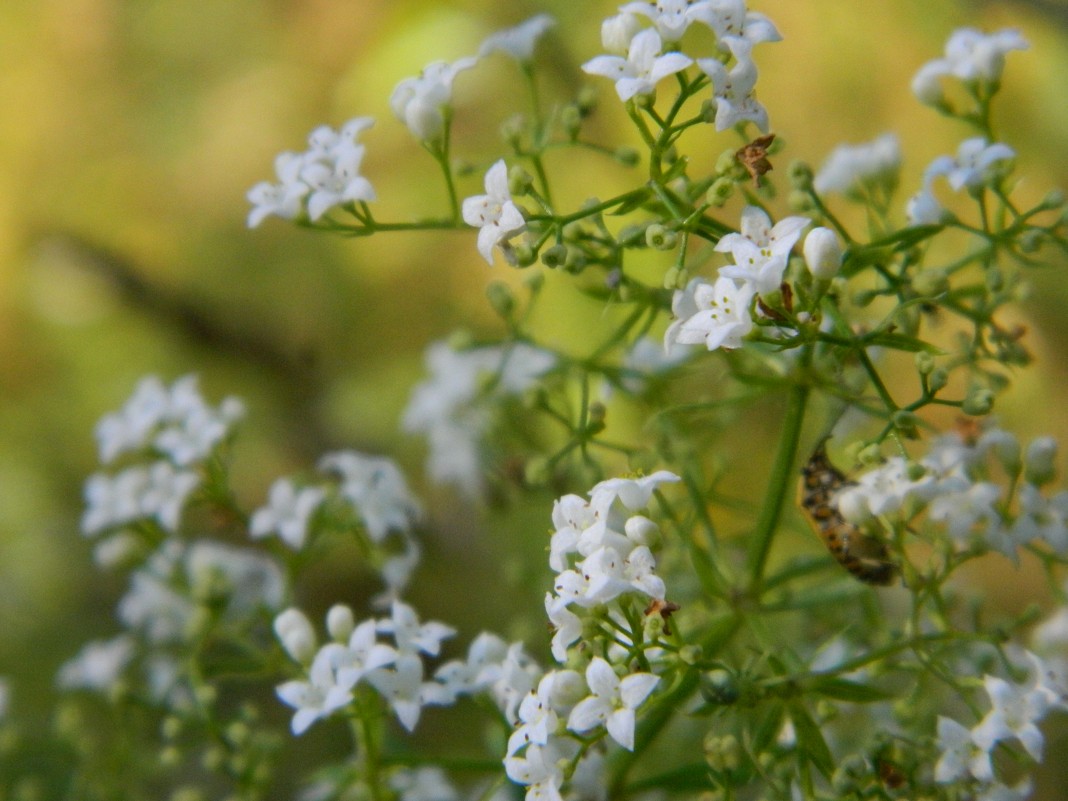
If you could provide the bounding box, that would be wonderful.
[1,0,1067,794]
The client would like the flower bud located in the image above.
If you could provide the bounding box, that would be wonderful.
[602,12,641,54]
[892,410,919,438]
[561,105,582,139]
[508,165,533,196]
[513,242,537,267]
[486,281,516,318]
[326,604,355,642]
[803,227,842,280]
[646,224,678,250]
[274,608,317,664]
[1025,436,1059,486]
[985,430,1022,477]
[911,67,944,107]
[928,367,949,393]
[962,388,994,416]
[788,160,814,190]
[540,244,568,268]
[614,146,640,167]
[625,515,660,547]
[499,114,524,147]
[788,189,814,213]
[715,148,740,174]
[914,351,934,376]
[706,177,735,207]
[913,268,948,297]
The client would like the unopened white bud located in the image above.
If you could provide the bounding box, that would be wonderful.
[625,515,660,547]
[326,604,355,642]
[274,608,316,664]
[803,227,842,280]
[1025,437,1059,486]
[911,64,945,106]
[602,12,641,54]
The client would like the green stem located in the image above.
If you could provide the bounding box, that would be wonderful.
[746,377,810,592]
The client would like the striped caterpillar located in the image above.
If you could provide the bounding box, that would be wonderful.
[798,442,896,586]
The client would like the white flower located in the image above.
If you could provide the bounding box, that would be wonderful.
[81,467,149,536]
[697,38,768,132]
[972,674,1048,761]
[275,608,318,665]
[566,657,659,750]
[813,133,901,196]
[928,481,1003,545]
[582,29,693,102]
[975,781,1034,801]
[478,641,540,724]
[94,375,171,462]
[319,620,398,692]
[590,471,680,514]
[669,276,756,351]
[619,0,718,43]
[545,593,583,662]
[389,767,460,801]
[715,205,810,295]
[402,340,555,499]
[250,478,326,550]
[366,652,427,732]
[390,57,478,141]
[277,647,351,735]
[378,601,455,658]
[319,452,421,541]
[118,564,195,645]
[247,152,309,228]
[504,742,566,801]
[462,160,526,265]
[923,137,1015,193]
[300,142,376,222]
[1012,484,1068,553]
[802,227,842,280]
[835,456,935,521]
[934,715,993,783]
[479,14,555,62]
[706,0,782,49]
[57,636,135,691]
[424,631,510,705]
[506,670,583,756]
[601,12,643,54]
[912,27,1028,104]
[184,540,285,613]
[905,186,945,226]
[140,461,201,532]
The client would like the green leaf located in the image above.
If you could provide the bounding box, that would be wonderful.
[808,676,891,703]
[864,331,944,354]
[870,224,944,251]
[788,701,835,778]
[750,701,786,754]
[609,191,652,216]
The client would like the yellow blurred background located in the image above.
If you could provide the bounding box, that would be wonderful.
[0,0,1067,794]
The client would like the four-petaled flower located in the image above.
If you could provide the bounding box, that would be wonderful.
[566,657,658,751]
[462,160,526,265]
[582,28,692,102]
[667,276,756,352]
[715,205,810,295]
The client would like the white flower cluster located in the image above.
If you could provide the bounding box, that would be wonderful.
[906,137,1016,225]
[836,426,1068,560]
[584,1,780,131]
[935,649,1064,798]
[813,133,902,198]
[275,601,468,735]
[247,117,376,227]
[251,451,422,600]
[60,540,283,698]
[402,340,556,499]
[249,14,557,254]
[94,374,244,467]
[545,472,679,661]
[666,205,832,354]
[82,375,244,557]
[912,27,1029,107]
